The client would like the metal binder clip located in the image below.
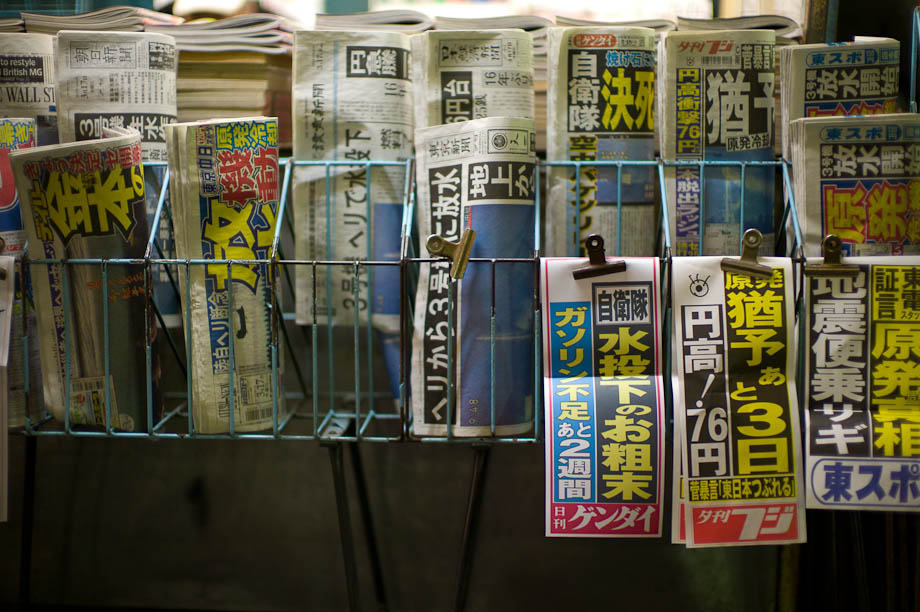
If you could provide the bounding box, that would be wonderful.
[426,228,476,280]
[804,235,859,277]
[572,234,626,280]
[720,229,773,279]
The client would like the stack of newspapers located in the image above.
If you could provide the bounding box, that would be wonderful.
[150,14,293,148]
[788,113,920,256]
[20,6,182,33]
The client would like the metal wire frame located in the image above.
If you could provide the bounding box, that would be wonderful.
[911,6,920,113]
[18,155,804,443]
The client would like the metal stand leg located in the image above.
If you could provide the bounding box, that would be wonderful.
[325,441,359,612]
[453,444,491,612]
[348,442,388,611]
[18,435,37,610]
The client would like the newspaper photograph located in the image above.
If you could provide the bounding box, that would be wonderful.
[780,39,899,160]
[660,31,776,256]
[804,257,920,511]
[411,29,534,128]
[10,127,155,431]
[671,257,806,546]
[412,116,536,437]
[292,31,411,345]
[541,257,665,537]
[0,33,57,145]
[790,113,920,256]
[546,27,657,257]
[167,117,282,434]
[0,117,42,427]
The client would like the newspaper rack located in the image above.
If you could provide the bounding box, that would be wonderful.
[14,155,805,612]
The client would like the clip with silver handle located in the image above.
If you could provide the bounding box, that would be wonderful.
[426,228,476,280]
[572,234,626,280]
[804,235,859,277]
[720,228,773,279]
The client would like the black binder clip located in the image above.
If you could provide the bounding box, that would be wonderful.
[572,234,626,280]
[426,228,476,280]
[804,235,859,277]
[720,228,773,279]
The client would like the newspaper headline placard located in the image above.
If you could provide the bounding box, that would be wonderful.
[805,257,920,511]
[541,256,665,537]
[671,256,806,546]
[546,27,657,257]
[660,30,776,257]
[412,116,536,437]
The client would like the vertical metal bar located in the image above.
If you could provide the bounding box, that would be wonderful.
[447,278,455,440]
[348,443,388,610]
[271,258,280,437]
[312,262,320,436]
[185,260,195,435]
[489,259,496,436]
[145,258,154,435]
[616,162,623,256]
[326,442,359,612]
[353,262,361,439]
[573,163,582,257]
[739,163,747,253]
[697,162,705,256]
[226,262,236,436]
[62,261,72,433]
[102,260,112,433]
[912,8,920,113]
[453,445,491,612]
[365,161,375,422]
[533,256,541,440]
[533,163,542,254]
[657,163,672,253]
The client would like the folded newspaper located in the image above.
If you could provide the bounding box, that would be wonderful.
[779,38,899,161]
[542,256,665,537]
[10,127,156,431]
[0,118,42,428]
[803,256,920,511]
[412,117,537,437]
[659,30,777,257]
[167,117,282,434]
[0,33,57,145]
[671,256,806,546]
[411,29,534,129]
[315,10,434,33]
[789,113,920,256]
[546,27,657,257]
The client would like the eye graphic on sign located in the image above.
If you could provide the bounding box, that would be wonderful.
[689,273,710,297]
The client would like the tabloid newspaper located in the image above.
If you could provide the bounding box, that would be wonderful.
[10,127,155,431]
[790,114,920,256]
[546,27,657,257]
[411,29,534,128]
[671,257,806,546]
[541,257,665,537]
[167,117,282,434]
[779,39,899,161]
[659,30,776,257]
[0,256,13,521]
[804,257,920,511]
[292,31,411,347]
[55,30,180,324]
[0,33,57,145]
[412,117,536,437]
[0,118,42,427]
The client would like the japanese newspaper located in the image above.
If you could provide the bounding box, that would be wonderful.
[167,117,282,434]
[10,127,155,431]
[541,257,665,537]
[292,30,412,348]
[412,117,536,437]
[804,257,920,511]
[671,257,806,546]
[779,39,899,161]
[0,118,42,427]
[546,27,657,257]
[0,33,57,145]
[55,30,177,162]
[0,256,13,521]
[411,29,534,128]
[660,31,777,257]
[789,114,920,256]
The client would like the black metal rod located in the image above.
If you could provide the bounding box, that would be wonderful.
[326,442,359,612]
[348,443,388,610]
[18,435,37,607]
[453,445,491,612]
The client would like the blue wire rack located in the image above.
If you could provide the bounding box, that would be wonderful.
[18,155,804,442]
[911,6,920,113]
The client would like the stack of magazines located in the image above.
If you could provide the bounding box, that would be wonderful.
[20,6,182,34]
